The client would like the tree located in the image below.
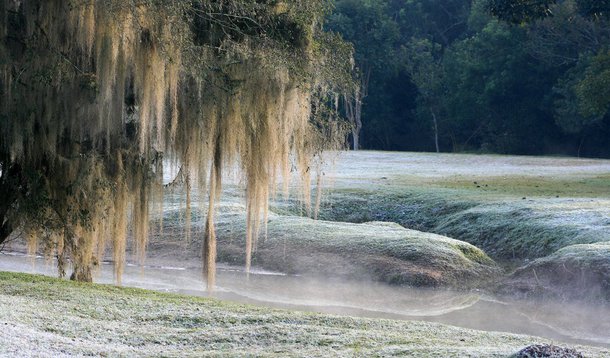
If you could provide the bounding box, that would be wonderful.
[488,0,556,23]
[391,0,471,47]
[577,0,610,18]
[327,0,473,152]
[524,1,610,67]
[0,0,350,288]
[402,38,445,152]
[488,0,610,23]
[488,0,610,156]
[443,19,558,153]
[552,53,610,156]
[327,0,400,150]
[575,50,610,119]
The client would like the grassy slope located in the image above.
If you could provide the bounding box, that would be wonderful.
[148,152,610,297]
[216,213,499,287]
[293,151,610,299]
[1,272,609,357]
[146,199,499,289]
[315,188,610,260]
[501,242,610,301]
[307,152,610,261]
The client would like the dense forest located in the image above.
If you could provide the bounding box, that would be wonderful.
[327,0,610,157]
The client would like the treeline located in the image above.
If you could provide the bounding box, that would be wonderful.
[327,0,610,157]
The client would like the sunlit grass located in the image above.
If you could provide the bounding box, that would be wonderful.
[425,174,610,199]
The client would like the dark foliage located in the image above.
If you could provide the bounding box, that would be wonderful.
[327,0,610,157]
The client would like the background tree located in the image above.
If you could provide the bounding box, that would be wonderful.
[575,50,610,119]
[327,0,400,149]
[327,0,610,156]
[488,0,610,23]
[402,38,445,152]
[487,0,610,155]
[327,0,471,151]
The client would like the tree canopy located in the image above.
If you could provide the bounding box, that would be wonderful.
[327,0,610,156]
[488,0,610,23]
[0,0,351,287]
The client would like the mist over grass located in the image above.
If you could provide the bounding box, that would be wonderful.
[274,151,610,300]
[2,272,608,357]
[3,151,610,354]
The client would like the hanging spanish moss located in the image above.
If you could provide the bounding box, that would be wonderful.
[0,0,352,289]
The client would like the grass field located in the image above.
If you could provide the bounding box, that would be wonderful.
[276,151,610,299]
[106,151,610,298]
[3,151,610,355]
[311,151,610,261]
[1,271,608,357]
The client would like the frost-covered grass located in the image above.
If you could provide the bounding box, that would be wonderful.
[146,151,610,296]
[287,151,610,300]
[314,187,610,261]
[1,271,608,357]
[503,242,610,301]
[148,204,499,288]
[216,213,499,287]
[322,151,610,187]
[434,199,610,260]
[306,151,610,261]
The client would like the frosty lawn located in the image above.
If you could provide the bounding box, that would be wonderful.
[312,152,610,261]
[303,152,610,299]
[1,272,608,357]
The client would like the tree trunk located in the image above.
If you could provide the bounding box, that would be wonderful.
[352,130,360,151]
[430,108,440,153]
[0,221,12,248]
[577,135,585,158]
[354,93,363,150]
[344,94,363,151]
[203,150,221,292]
[343,67,370,151]
[344,90,365,150]
[70,265,93,282]
[0,163,20,248]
